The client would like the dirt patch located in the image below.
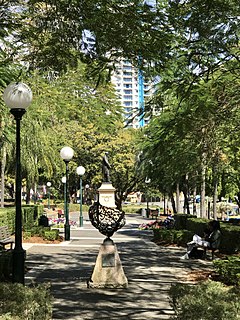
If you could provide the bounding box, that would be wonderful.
[153,240,179,247]
[22,236,63,244]
[184,270,212,282]
[183,269,222,283]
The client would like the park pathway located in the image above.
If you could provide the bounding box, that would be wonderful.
[24,214,213,320]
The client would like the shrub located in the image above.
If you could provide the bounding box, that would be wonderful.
[219,224,240,254]
[0,283,52,320]
[153,229,194,246]
[29,226,50,238]
[169,280,240,320]
[213,256,240,286]
[44,230,59,241]
[0,208,15,232]
[23,232,31,240]
[173,216,240,254]
[0,251,13,280]
[173,214,197,230]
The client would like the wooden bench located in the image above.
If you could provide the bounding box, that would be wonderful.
[0,226,14,250]
[203,234,222,260]
[149,209,159,219]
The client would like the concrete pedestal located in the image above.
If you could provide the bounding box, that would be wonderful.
[88,240,128,289]
[98,182,116,208]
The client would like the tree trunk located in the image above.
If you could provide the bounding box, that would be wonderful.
[193,186,197,215]
[213,165,218,220]
[182,174,190,214]
[170,191,176,214]
[163,193,166,215]
[200,157,206,219]
[176,183,180,213]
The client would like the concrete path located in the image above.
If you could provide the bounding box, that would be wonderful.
[24,214,213,320]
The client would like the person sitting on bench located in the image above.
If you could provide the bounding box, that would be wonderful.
[181,220,222,259]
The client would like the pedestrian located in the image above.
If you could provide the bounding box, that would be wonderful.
[181,220,222,259]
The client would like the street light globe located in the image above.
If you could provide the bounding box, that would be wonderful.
[60,146,74,161]
[46,182,51,187]
[62,176,66,184]
[76,166,86,176]
[3,82,32,110]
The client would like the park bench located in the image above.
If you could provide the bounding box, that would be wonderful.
[193,233,222,260]
[204,234,222,260]
[149,209,159,219]
[0,226,14,250]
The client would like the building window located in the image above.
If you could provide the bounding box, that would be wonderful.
[123,72,132,76]
[124,84,132,88]
[123,78,132,82]
[124,90,132,94]
[123,66,132,71]
[124,101,133,106]
[124,95,133,100]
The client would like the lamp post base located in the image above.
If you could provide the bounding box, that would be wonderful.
[79,216,83,228]
[64,224,70,241]
[12,248,26,284]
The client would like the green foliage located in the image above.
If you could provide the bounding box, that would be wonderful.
[28,226,50,238]
[0,283,52,320]
[153,229,193,246]
[185,218,210,236]
[0,250,13,280]
[172,216,240,254]
[44,230,59,241]
[0,208,15,232]
[0,206,43,233]
[169,281,240,320]
[173,214,188,230]
[23,231,31,240]
[22,206,39,230]
[122,205,144,214]
[213,257,240,286]
[219,224,240,254]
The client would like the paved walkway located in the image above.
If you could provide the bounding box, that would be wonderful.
[24,213,213,320]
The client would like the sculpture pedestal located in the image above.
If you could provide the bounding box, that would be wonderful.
[98,182,116,208]
[88,240,128,289]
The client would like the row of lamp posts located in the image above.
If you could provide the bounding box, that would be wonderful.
[2,82,86,284]
[59,147,86,240]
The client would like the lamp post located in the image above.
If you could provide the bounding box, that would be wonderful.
[3,82,32,284]
[60,146,74,240]
[61,176,66,220]
[76,166,85,227]
[145,178,151,217]
[46,182,51,209]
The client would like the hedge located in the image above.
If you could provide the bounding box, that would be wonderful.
[154,214,240,254]
[0,283,52,319]
[0,205,44,233]
[169,280,240,320]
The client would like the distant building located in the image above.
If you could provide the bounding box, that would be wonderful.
[111,59,154,128]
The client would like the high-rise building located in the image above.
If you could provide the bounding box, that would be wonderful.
[111,59,154,128]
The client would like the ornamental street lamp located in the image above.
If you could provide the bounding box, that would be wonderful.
[60,146,74,240]
[3,82,32,284]
[76,166,85,227]
[46,182,51,210]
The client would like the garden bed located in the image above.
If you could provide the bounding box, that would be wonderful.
[22,235,63,244]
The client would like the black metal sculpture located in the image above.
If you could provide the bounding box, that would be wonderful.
[89,202,126,240]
